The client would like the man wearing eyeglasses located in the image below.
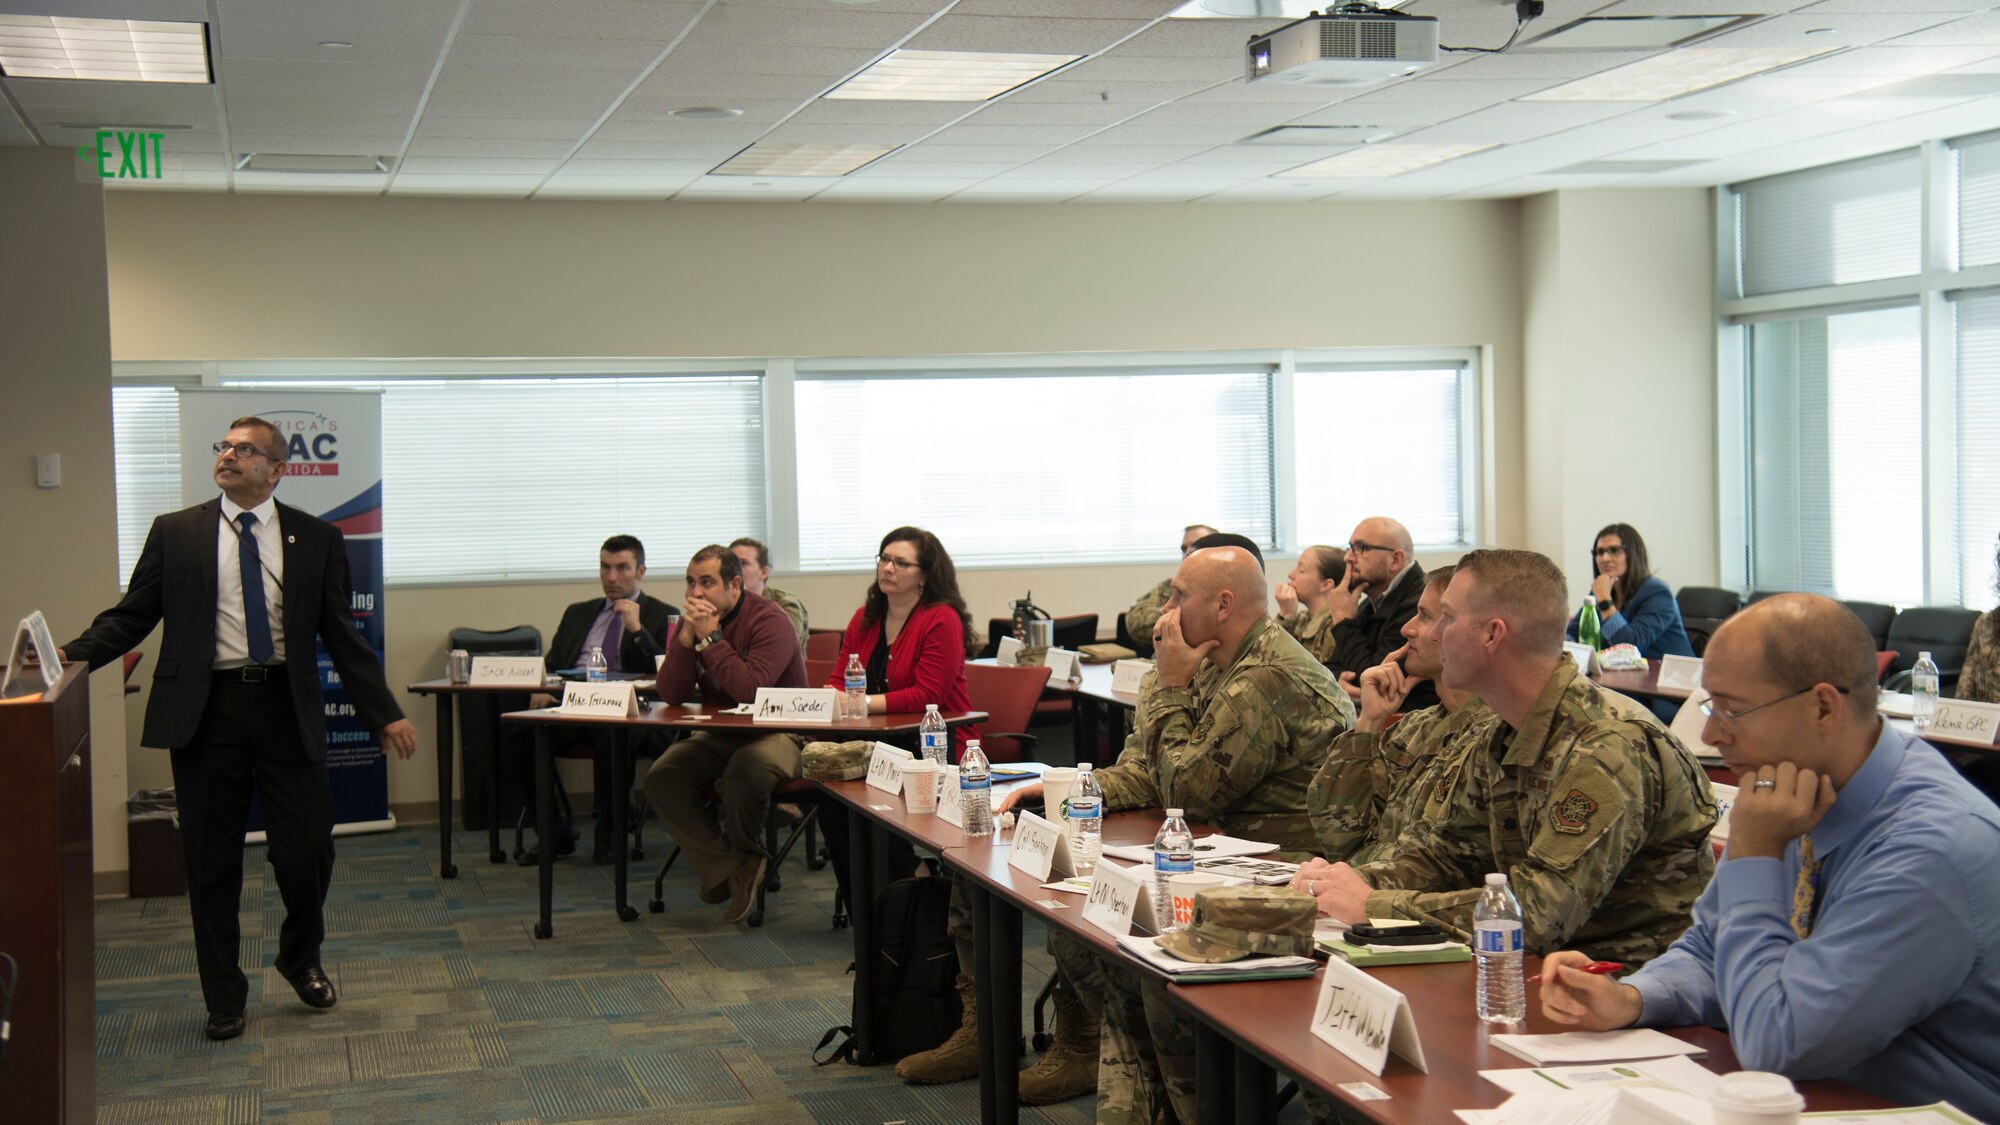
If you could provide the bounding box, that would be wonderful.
[1326,516,1439,712]
[1539,594,2000,1121]
[60,416,417,1043]
[1123,524,1215,653]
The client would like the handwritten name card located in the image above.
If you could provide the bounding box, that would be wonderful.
[1007,810,1074,881]
[996,635,1024,666]
[1929,699,2000,746]
[1042,648,1081,684]
[1656,654,1703,692]
[471,655,545,687]
[1310,956,1428,1076]
[1083,861,1147,939]
[1561,643,1596,676]
[865,742,913,795]
[937,769,965,827]
[1111,658,1153,694]
[558,681,639,718]
[753,687,838,724]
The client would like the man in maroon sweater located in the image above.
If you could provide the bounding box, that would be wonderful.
[644,544,809,923]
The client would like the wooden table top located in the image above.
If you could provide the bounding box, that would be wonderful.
[816,772,1051,855]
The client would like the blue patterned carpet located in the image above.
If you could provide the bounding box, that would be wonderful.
[94,823,1092,1124]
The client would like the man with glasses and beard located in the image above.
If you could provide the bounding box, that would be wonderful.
[1326,516,1438,712]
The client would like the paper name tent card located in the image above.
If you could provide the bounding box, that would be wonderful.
[1487,1028,1705,1066]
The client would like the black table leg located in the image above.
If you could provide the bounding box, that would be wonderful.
[846,803,878,1060]
[989,892,1022,1125]
[487,696,506,865]
[1195,1023,1236,1125]
[971,886,999,1125]
[435,694,456,879]
[534,727,554,939]
[1234,1045,1276,1123]
[613,729,636,922]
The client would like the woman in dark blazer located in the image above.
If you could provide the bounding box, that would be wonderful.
[1567,522,1695,660]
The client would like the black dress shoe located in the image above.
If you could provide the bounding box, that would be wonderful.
[518,831,579,866]
[205,1011,246,1040]
[286,965,338,1009]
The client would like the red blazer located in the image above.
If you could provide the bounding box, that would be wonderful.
[828,601,980,747]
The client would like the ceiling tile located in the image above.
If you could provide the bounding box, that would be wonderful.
[574,139,745,162]
[422,91,619,119]
[1085,121,1257,144]
[416,116,601,140]
[1342,78,1569,103]
[219,24,447,66]
[811,183,971,202]
[229,131,403,153]
[390,172,544,193]
[683,5,935,49]
[969,98,1147,125]
[888,142,1050,162]
[1776,44,2000,79]
[1130,100,1326,124]
[1005,78,1212,103]
[591,119,773,144]
[852,159,1019,177]
[396,155,562,175]
[1890,11,2000,45]
[1046,53,1240,83]
[217,58,433,97]
[443,33,675,71]
[925,122,1108,145]
[460,0,707,40]
[215,0,461,34]
[951,1,1181,17]
[904,15,1151,55]
[557,158,718,176]
[224,112,413,136]
[786,99,977,125]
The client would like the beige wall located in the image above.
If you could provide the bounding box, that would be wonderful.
[0,149,129,887]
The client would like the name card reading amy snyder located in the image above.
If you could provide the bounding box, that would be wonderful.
[753,687,838,724]
[559,681,639,718]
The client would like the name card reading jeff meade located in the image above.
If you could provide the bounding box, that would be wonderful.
[1083,862,1147,939]
[1656,654,1704,693]
[1110,659,1153,694]
[1929,699,2000,746]
[559,681,639,718]
[1310,956,1428,1077]
[752,687,838,724]
[1008,810,1074,882]
[865,742,913,795]
[470,655,545,687]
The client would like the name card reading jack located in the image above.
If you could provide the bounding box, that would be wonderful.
[1656,654,1703,693]
[559,681,639,718]
[1111,659,1153,694]
[1083,862,1151,939]
[866,742,913,795]
[470,656,545,687]
[1310,956,1427,1077]
[1929,699,2000,746]
[753,687,838,724]
[1008,810,1074,882]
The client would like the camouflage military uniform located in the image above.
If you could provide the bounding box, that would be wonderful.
[1357,658,1716,967]
[1280,607,1340,666]
[1085,616,1354,1125]
[1307,696,1493,866]
[1124,577,1175,647]
[762,585,810,651]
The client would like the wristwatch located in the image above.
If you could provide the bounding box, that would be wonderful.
[695,630,723,653]
[1596,599,1614,614]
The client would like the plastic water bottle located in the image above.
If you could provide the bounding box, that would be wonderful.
[843,654,866,720]
[1153,809,1194,932]
[1912,651,1940,731]
[1577,597,1602,651]
[1066,764,1102,877]
[586,645,608,682]
[1474,872,1526,1023]
[959,739,993,837]
[919,704,948,765]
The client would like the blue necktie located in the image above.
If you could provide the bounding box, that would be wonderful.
[237,512,274,664]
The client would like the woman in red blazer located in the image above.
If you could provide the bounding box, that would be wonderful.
[825,526,980,746]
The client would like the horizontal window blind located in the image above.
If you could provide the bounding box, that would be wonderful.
[110,387,184,586]
[1954,290,2000,610]
[1956,131,2000,270]
[1736,150,1920,297]
[1291,367,1465,548]
[793,369,1275,570]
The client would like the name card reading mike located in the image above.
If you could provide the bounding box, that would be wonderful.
[995,635,1024,666]
[559,680,640,717]
[866,742,913,795]
[1310,956,1428,1077]
[1561,642,1597,675]
[470,655,545,687]
[1656,654,1704,693]
[1929,699,2000,746]
[1083,861,1152,938]
[1042,648,1081,684]
[1111,659,1153,694]
[753,687,838,724]
[1008,810,1074,882]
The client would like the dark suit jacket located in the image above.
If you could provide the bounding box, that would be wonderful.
[544,590,676,674]
[1327,561,1440,713]
[62,496,404,762]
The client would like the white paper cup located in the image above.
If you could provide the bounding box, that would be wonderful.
[1168,873,1225,928]
[1040,767,1079,819]
[899,760,943,814]
[1710,1072,1804,1125]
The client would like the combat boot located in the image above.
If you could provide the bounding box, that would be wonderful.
[1017,980,1099,1104]
[894,973,979,1085]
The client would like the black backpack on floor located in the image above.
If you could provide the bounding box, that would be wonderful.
[813,875,961,1067]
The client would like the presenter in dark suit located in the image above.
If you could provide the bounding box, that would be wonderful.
[60,417,418,1042]
[507,535,676,864]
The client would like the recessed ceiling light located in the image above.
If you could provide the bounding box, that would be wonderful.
[1666,109,1735,121]
[317,41,352,50]
[1240,124,1394,145]
[1520,45,1834,102]
[1278,142,1494,178]
[670,106,744,119]
[1519,15,1752,52]
[824,49,1080,102]
[1169,0,1411,15]
[712,142,898,176]
[0,15,210,83]
[236,153,389,173]
[1805,28,1839,36]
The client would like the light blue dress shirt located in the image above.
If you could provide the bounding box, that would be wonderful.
[1629,722,2000,1120]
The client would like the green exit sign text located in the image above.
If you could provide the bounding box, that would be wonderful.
[77,132,165,180]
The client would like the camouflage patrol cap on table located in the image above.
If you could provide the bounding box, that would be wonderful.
[801,740,874,782]
[1153,886,1316,964]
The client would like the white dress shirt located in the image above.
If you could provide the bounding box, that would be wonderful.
[216,495,286,668]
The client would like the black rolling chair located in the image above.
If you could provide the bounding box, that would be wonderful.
[1115,611,1154,658]
[1675,587,1742,658]
[1882,607,1982,695]
[1840,601,1897,652]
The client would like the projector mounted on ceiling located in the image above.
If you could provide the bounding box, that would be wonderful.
[1246,3,1441,88]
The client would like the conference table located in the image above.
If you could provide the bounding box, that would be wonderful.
[405,678,563,879]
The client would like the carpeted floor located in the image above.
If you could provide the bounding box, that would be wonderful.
[93,822,1092,1124]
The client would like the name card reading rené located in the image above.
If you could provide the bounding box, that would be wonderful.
[1929,699,2000,745]
[866,742,913,795]
[1310,956,1428,1077]
[1111,659,1153,694]
[559,680,639,717]
[995,635,1024,666]
[1656,654,1704,693]
[1083,861,1151,939]
[753,687,838,724]
[471,655,545,687]
[1008,810,1074,882]
[1042,648,1081,684]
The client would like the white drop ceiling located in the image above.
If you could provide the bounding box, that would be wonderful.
[6,0,2000,202]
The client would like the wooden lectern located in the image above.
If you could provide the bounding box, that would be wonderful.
[0,662,95,1123]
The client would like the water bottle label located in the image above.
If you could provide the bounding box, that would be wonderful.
[1068,801,1100,821]
[1475,923,1523,954]
[961,776,991,792]
[1154,854,1194,875]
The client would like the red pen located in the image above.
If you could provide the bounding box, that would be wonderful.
[1527,960,1624,984]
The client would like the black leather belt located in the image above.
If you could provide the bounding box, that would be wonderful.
[219,663,287,683]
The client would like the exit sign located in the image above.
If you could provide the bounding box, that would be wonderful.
[77,131,165,180]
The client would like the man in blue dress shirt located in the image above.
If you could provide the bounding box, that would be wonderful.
[1539,593,2000,1120]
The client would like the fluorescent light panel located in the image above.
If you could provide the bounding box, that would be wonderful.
[0,15,209,83]
[1522,46,1833,102]
[1519,16,1750,51]
[1241,124,1394,145]
[1280,143,1493,178]
[1169,0,1410,16]
[825,49,1079,102]
[712,142,898,177]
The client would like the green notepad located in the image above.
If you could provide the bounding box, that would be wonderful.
[1318,938,1472,967]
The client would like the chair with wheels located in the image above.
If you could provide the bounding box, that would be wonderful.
[647,777,832,928]
[1675,587,1741,658]
[963,661,1053,764]
[447,625,542,859]
[1841,601,1897,652]
[1882,606,1982,695]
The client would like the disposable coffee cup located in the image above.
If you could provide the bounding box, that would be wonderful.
[1710,1072,1804,1125]
[899,760,943,814]
[1168,872,1225,928]
[1041,767,1079,819]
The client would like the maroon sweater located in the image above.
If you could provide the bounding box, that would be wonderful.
[656,591,807,708]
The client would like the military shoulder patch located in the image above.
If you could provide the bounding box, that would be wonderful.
[1553,787,1599,835]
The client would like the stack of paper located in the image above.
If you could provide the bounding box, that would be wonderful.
[1113,933,1316,983]
[1487,1029,1706,1066]
[1102,834,1279,863]
[1320,936,1471,967]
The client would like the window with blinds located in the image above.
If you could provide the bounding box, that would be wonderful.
[1735,150,1921,297]
[1955,131,2000,270]
[1745,307,1923,605]
[792,368,1276,570]
[110,386,185,585]
[1954,291,2000,610]
[1291,366,1466,548]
